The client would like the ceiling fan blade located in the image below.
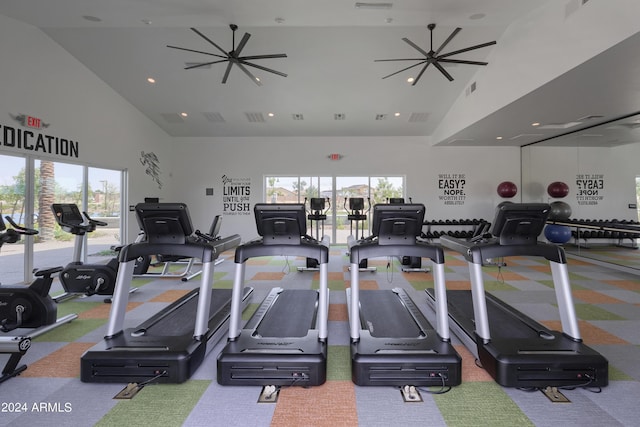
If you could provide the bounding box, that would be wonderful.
[374,58,425,62]
[221,61,234,84]
[240,53,288,60]
[190,27,229,56]
[434,27,461,55]
[432,61,454,81]
[402,38,430,57]
[438,40,496,59]
[234,32,251,56]
[438,58,489,66]
[167,45,227,59]
[184,59,229,70]
[241,60,288,78]
[235,61,263,86]
[411,62,431,86]
[381,60,427,80]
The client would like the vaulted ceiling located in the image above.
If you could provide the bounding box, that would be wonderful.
[2,0,639,146]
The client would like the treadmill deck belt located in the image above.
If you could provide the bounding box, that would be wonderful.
[359,290,421,338]
[256,289,317,338]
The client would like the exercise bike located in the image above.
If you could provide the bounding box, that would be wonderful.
[0,215,77,383]
[51,204,122,302]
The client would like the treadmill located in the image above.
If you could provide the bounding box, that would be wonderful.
[81,203,252,384]
[217,203,329,386]
[347,203,461,387]
[426,202,608,388]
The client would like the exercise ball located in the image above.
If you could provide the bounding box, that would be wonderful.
[544,224,572,244]
[549,201,572,221]
[547,181,569,198]
[497,181,518,198]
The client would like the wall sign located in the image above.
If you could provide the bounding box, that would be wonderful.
[438,173,466,206]
[575,173,604,206]
[222,175,251,215]
[1,114,79,158]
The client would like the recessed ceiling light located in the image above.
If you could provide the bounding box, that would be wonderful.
[531,122,540,126]
[256,77,261,82]
[394,112,400,117]
[496,136,503,140]
[407,77,414,83]
[147,77,156,84]
[268,112,275,117]
[180,112,188,117]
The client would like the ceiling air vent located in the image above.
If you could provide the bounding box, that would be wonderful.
[160,113,185,123]
[355,2,393,10]
[375,114,387,121]
[334,113,346,121]
[203,112,225,123]
[245,112,265,123]
[292,113,304,120]
[408,112,429,123]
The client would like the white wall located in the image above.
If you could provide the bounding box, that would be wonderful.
[0,14,173,241]
[170,136,521,242]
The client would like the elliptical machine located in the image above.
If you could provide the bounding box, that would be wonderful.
[345,197,376,272]
[0,215,77,383]
[51,204,120,302]
[298,197,331,272]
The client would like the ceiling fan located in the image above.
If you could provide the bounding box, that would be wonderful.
[376,23,496,85]
[167,24,287,86]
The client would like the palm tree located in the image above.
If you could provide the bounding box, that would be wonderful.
[38,161,56,242]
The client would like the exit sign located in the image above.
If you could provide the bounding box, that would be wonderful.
[26,116,42,129]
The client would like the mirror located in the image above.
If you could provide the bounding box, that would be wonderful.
[521,112,640,271]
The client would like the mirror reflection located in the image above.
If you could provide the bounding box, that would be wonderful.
[521,112,640,271]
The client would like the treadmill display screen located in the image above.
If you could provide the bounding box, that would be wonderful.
[135,202,194,244]
[254,203,307,244]
[372,203,425,245]
[489,202,550,246]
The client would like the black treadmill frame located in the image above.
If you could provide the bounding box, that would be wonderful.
[433,233,608,388]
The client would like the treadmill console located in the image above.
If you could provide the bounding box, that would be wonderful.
[372,203,425,246]
[254,203,307,245]
[489,202,550,246]
[135,202,194,245]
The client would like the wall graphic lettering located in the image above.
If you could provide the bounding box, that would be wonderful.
[140,151,162,189]
[1,114,79,158]
[222,175,251,215]
[575,173,604,206]
[438,173,466,206]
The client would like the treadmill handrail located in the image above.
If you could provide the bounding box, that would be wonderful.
[118,234,242,263]
[439,235,566,264]
[349,239,445,264]
[234,237,329,264]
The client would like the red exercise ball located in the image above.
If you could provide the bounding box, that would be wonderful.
[547,181,569,198]
[497,181,517,198]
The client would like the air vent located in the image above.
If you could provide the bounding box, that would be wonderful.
[375,114,387,121]
[355,2,393,10]
[160,113,185,123]
[576,114,604,121]
[184,62,212,69]
[510,133,544,140]
[334,113,346,121]
[245,112,265,123]
[203,112,225,123]
[538,121,582,129]
[292,113,304,121]
[408,112,429,123]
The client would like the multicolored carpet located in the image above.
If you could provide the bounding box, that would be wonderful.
[1,245,640,426]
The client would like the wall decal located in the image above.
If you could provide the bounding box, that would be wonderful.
[140,151,162,189]
[575,173,604,206]
[222,174,251,215]
[438,173,466,206]
[1,114,78,158]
